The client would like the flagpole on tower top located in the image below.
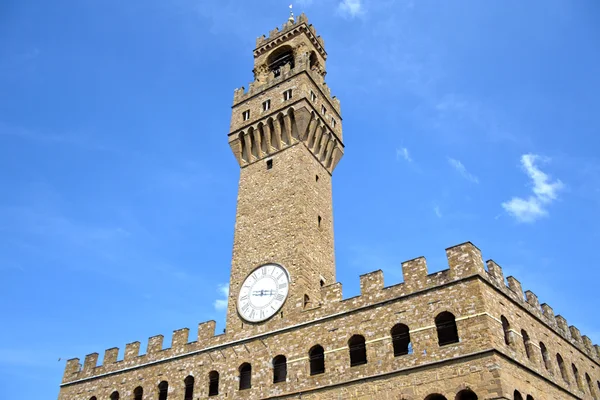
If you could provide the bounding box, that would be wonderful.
[289,4,294,23]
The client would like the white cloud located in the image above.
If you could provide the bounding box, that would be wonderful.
[502,154,564,223]
[396,147,412,162]
[448,158,479,184]
[338,0,363,18]
[433,205,442,218]
[213,283,229,311]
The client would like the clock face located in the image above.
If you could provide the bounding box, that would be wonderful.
[237,263,290,323]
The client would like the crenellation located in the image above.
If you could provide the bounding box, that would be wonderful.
[124,341,140,362]
[58,14,600,399]
[198,320,216,341]
[359,270,384,297]
[524,290,540,311]
[540,303,556,326]
[171,328,189,352]
[82,353,98,374]
[62,358,81,382]
[321,282,343,305]
[582,336,594,356]
[486,259,504,287]
[446,242,485,279]
[555,315,570,339]
[569,325,582,344]
[103,347,119,366]
[147,335,164,355]
[506,276,524,301]
[401,256,428,291]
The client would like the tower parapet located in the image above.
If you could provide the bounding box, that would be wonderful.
[60,241,600,386]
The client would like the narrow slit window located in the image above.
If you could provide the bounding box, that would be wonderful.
[309,345,325,375]
[391,323,411,356]
[331,118,336,128]
[184,376,194,400]
[208,371,219,396]
[348,335,367,366]
[283,89,293,101]
[266,159,273,170]
[273,355,287,383]
[242,110,250,121]
[263,99,271,111]
[318,215,322,227]
[310,90,316,101]
[239,363,252,390]
[303,294,311,309]
[316,175,319,182]
[158,381,168,400]
[321,105,326,115]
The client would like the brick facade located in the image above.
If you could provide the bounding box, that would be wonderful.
[57,13,600,400]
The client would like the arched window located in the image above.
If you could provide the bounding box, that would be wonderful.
[348,335,367,366]
[539,342,551,371]
[526,396,534,400]
[424,394,448,400]
[585,373,596,399]
[110,391,119,400]
[273,355,287,383]
[456,389,478,399]
[391,323,411,356]
[208,371,219,397]
[309,344,325,375]
[158,381,168,400]
[239,363,252,390]
[303,294,311,309]
[184,376,194,400]
[267,45,295,77]
[521,329,533,359]
[572,364,584,391]
[133,387,143,400]
[513,390,523,400]
[90,397,97,400]
[556,354,569,383]
[435,311,459,346]
[501,316,511,345]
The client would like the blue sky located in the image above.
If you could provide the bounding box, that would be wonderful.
[1,0,599,398]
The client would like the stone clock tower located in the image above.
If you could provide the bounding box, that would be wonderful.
[225,13,344,335]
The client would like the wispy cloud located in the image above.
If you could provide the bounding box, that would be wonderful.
[396,147,412,162]
[213,283,229,311]
[448,158,479,184]
[433,204,442,218]
[502,154,564,223]
[338,0,363,18]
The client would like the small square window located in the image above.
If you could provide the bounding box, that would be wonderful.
[263,99,271,111]
[321,105,327,115]
[266,159,273,169]
[310,91,316,102]
[242,110,250,121]
[283,89,293,101]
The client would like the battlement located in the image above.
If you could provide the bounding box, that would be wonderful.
[62,242,599,384]
[254,13,325,57]
[232,60,340,115]
[484,258,599,361]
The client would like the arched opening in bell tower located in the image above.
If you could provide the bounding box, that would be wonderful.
[267,45,295,77]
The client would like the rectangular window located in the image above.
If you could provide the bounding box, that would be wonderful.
[331,118,336,128]
[310,90,316,102]
[321,105,327,115]
[262,99,271,111]
[242,110,250,121]
[283,89,293,101]
[266,159,273,170]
